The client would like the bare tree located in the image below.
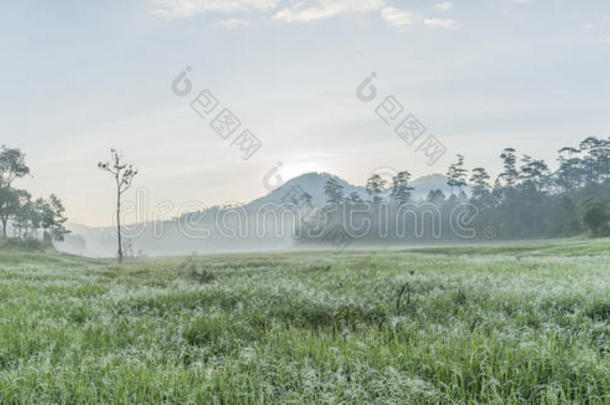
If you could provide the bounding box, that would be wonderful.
[98,149,138,263]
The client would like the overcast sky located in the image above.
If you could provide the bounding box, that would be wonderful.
[1,0,609,226]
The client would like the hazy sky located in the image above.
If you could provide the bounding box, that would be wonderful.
[1,0,609,226]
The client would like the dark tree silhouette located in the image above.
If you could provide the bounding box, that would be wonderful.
[499,147,519,188]
[0,146,30,188]
[298,135,610,246]
[348,192,363,204]
[366,174,387,203]
[426,189,446,203]
[470,167,491,205]
[446,154,467,196]
[324,177,345,204]
[0,187,19,238]
[0,147,31,238]
[582,200,608,237]
[390,171,414,205]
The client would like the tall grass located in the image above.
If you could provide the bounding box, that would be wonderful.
[0,240,609,403]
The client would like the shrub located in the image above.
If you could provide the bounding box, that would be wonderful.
[175,257,217,284]
[0,237,49,251]
[581,200,609,237]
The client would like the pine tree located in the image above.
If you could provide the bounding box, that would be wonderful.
[324,177,345,204]
[348,192,363,204]
[390,171,414,205]
[499,147,519,187]
[366,174,387,203]
[426,189,446,203]
[470,167,491,201]
[446,155,467,195]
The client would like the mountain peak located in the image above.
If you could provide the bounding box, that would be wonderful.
[250,171,453,208]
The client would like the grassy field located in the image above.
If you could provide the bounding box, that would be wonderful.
[0,239,609,403]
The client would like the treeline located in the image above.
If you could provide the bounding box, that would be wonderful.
[297,135,610,245]
[0,146,69,246]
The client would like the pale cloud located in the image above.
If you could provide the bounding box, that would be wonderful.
[380,6,416,32]
[152,0,462,32]
[434,2,453,12]
[273,0,386,23]
[584,24,593,29]
[512,0,533,3]
[424,18,462,29]
[382,6,462,32]
[151,0,280,19]
[217,18,250,28]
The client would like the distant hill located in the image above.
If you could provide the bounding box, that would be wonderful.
[246,172,367,208]
[247,172,452,207]
[411,173,454,199]
[59,171,456,257]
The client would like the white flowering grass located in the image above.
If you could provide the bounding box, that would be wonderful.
[0,240,609,403]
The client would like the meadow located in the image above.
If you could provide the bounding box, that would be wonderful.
[0,239,609,403]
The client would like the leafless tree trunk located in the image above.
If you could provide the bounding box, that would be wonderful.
[99,149,138,264]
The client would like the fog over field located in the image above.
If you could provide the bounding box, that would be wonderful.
[1,0,610,403]
[57,172,459,257]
